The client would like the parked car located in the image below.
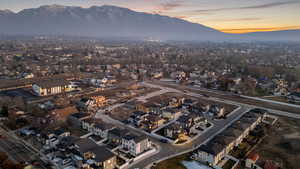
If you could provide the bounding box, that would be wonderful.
[251,108,269,114]
[202,94,209,97]
[160,139,169,143]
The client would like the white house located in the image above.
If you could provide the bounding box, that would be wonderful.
[121,134,151,156]
[32,80,71,96]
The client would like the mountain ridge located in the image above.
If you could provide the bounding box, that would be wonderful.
[0,5,299,41]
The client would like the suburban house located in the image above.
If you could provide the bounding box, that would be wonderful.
[121,133,151,156]
[142,114,165,130]
[162,108,182,120]
[128,111,148,126]
[168,97,181,108]
[206,105,225,118]
[164,123,187,141]
[77,98,95,110]
[81,118,115,139]
[75,138,117,169]
[177,115,194,129]
[42,128,71,148]
[246,153,262,169]
[195,142,225,166]
[68,112,93,127]
[32,80,72,96]
[108,128,130,146]
[90,95,107,108]
[193,111,265,166]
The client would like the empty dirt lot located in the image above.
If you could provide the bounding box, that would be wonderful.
[253,117,300,169]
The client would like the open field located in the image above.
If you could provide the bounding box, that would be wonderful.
[110,106,134,121]
[252,117,300,169]
[86,83,160,101]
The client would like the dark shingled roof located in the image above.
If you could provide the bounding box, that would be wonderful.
[132,111,147,116]
[223,127,243,137]
[165,123,184,130]
[90,146,115,162]
[197,111,263,156]
[108,128,130,137]
[75,138,115,162]
[177,115,192,123]
[231,121,251,131]
[123,133,148,143]
[213,135,235,145]
[199,142,225,156]
[75,138,98,153]
[94,122,114,130]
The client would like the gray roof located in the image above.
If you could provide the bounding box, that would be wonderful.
[90,146,115,163]
[94,122,114,130]
[199,142,225,156]
[75,138,115,162]
[75,138,98,153]
[108,128,130,137]
[177,115,192,123]
[198,112,262,156]
[35,80,69,88]
[231,121,250,131]
[123,133,148,143]
[213,135,235,145]
[223,127,243,137]
[166,123,183,131]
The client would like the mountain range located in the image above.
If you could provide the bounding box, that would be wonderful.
[0,5,299,41]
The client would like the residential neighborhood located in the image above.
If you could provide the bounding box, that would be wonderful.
[0,38,299,169]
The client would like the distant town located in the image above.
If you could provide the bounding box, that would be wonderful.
[0,37,300,169]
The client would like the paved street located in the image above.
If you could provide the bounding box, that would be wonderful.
[128,102,249,169]
[154,80,300,115]
[125,82,300,169]
[93,80,300,169]
[94,81,252,169]
[1,80,298,169]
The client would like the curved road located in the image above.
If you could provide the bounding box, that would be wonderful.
[96,81,300,169]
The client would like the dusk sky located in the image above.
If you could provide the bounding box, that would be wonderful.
[1,0,300,33]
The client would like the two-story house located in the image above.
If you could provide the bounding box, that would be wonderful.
[121,134,151,156]
[75,138,117,169]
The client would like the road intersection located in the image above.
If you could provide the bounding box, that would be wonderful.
[95,82,252,169]
[104,81,299,169]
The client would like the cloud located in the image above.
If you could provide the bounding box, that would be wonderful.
[193,1,300,14]
[211,17,262,22]
[175,15,188,19]
[220,26,300,33]
[152,0,184,13]
[240,1,300,9]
